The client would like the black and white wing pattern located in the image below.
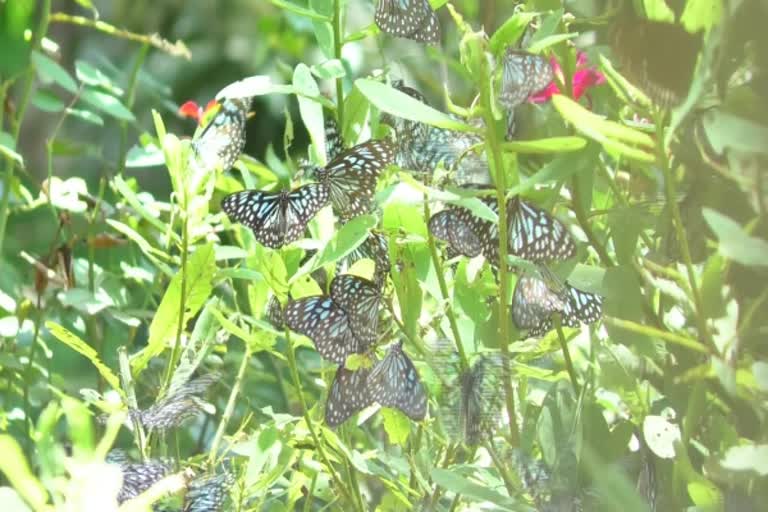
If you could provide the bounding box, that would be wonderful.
[314,140,394,218]
[336,231,391,287]
[191,97,250,172]
[375,0,441,44]
[368,341,427,421]
[429,208,484,259]
[507,197,576,262]
[512,271,602,337]
[459,355,505,445]
[499,50,553,109]
[221,183,329,249]
[330,274,382,348]
[325,363,376,427]
[284,296,361,364]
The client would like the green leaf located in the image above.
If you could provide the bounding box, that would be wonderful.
[0,487,34,512]
[0,131,24,168]
[80,87,135,121]
[681,0,722,32]
[131,243,216,374]
[551,94,655,162]
[430,469,522,509]
[60,395,95,456]
[702,110,768,155]
[32,89,65,112]
[489,12,537,54]
[720,444,768,476]
[501,136,586,154]
[0,436,48,511]
[702,208,768,267]
[167,298,221,397]
[125,143,164,168]
[355,79,477,133]
[46,322,121,391]
[32,51,78,94]
[311,59,345,80]
[305,215,378,273]
[270,0,331,21]
[65,107,104,126]
[381,409,411,445]
[75,60,124,96]
[293,63,326,165]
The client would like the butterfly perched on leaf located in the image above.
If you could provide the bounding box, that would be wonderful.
[187,97,251,173]
[368,341,428,421]
[336,230,391,288]
[131,373,218,431]
[429,192,576,266]
[499,49,554,109]
[106,450,172,504]
[383,82,490,185]
[325,362,376,427]
[183,472,234,512]
[284,274,381,364]
[311,140,394,219]
[610,15,702,108]
[375,0,441,44]
[221,183,329,249]
[511,267,602,337]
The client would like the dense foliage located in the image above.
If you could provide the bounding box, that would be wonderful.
[1,0,767,511]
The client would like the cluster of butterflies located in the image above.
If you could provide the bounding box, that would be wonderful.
[179,5,606,430]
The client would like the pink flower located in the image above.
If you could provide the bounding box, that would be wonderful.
[529,52,604,103]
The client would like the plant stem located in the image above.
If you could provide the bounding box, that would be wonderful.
[423,200,468,369]
[602,317,710,354]
[283,330,358,510]
[208,344,251,466]
[118,43,149,176]
[118,347,147,458]
[333,0,345,129]
[654,110,712,350]
[554,318,580,395]
[0,0,51,258]
[478,51,520,447]
[162,206,189,390]
[571,175,613,267]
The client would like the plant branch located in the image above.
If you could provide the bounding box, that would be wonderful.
[118,43,149,176]
[333,0,345,129]
[208,344,251,466]
[554,317,580,395]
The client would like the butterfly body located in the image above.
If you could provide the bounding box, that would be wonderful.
[325,363,376,427]
[368,341,427,421]
[375,0,441,43]
[221,183,329,249]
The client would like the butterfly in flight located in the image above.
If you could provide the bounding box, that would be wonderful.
[310,140,394,219]
[458,355,506,445]
[189,97,251,173]
[221,183,329,249]
[511,267,602,337]
[375,0,441,44]
[498,50,554,109]
[368,341,428,421]
[325,362,376,427]
[284,274,381,364]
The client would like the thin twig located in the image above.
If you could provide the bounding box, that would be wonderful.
[333,0,345,130]
[208,344,251,465]
[554,317,580,395]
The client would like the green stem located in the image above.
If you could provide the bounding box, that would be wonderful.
[118,347,147,459]
[333,0,345,128]
[118,43,150,176]
[654,110,712,350]
[603,317,710,354]
[423,200,468,370]
[208,344,251,466]
[162,206,189,390]
[554,317,580,395]
[0,0,51,258]
[571,175,613,267]
[478,51,520,447]
[482,439,516,497]
[283,330,358,510]
[22,306,45,459]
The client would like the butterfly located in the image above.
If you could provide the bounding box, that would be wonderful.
[266,295,284,329]
[107,451,172,504]
[336,231,391,287]
[610,16,702,108]
[375,0,441,44]
[284,274,381,364]
[498,50,553,109]
[511,268,602,337]
[191,97,251,172]
[324,115,344,162]
[428,209,484,259]
[312,140,394,219]
[325,362,376,427]
[458,355,507,445]
[183,473,233,512]
[221,183,329,249]
[368,341,427,421]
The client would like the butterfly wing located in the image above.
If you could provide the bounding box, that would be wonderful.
[512,275,568,333]
[375,0,441,43]
[499,50,553,108]
[507,197,576,262]
[316,140,394,218]
[325,364,375,427]
[368,342,427,420]
[336,231,391,287]
[192,97,249,172]
[330,274,381,350]
[324,115,343,162]
[221,190,284,248]
[429,209,483,258]
[284,296,360,364]
[282,183,331,244]
[562,285,602,327]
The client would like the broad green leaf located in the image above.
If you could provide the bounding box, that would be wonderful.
[125,143,165,168]
[32,89,65,112]
[702,208,768,267]
[342,85,371,146]
[430,469,522,509]
[489,12,537,54]
[75,60,124,96]
[598,54,652,108]
[643,0,675,22]
[311,59,345,80]
[131,243,216,374]
[271,0,331,21]
[0,436,48,511]
[293,63,326,165]
[702,110,768,155]
[32,51,78,93]
[65,107,104,126]
[105,219,174,277]
[60,395,95,455]
[355,79,477,133]
[46,322,121,391]
[681,0,722,32]
[501,136,586,154]
[167,298,221,397]
[0,131,24,168]
[687,480,724,508]
[0,487,34,512]
[381,409,411,445]
[304,215,378,273]
[80,87,135,121]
